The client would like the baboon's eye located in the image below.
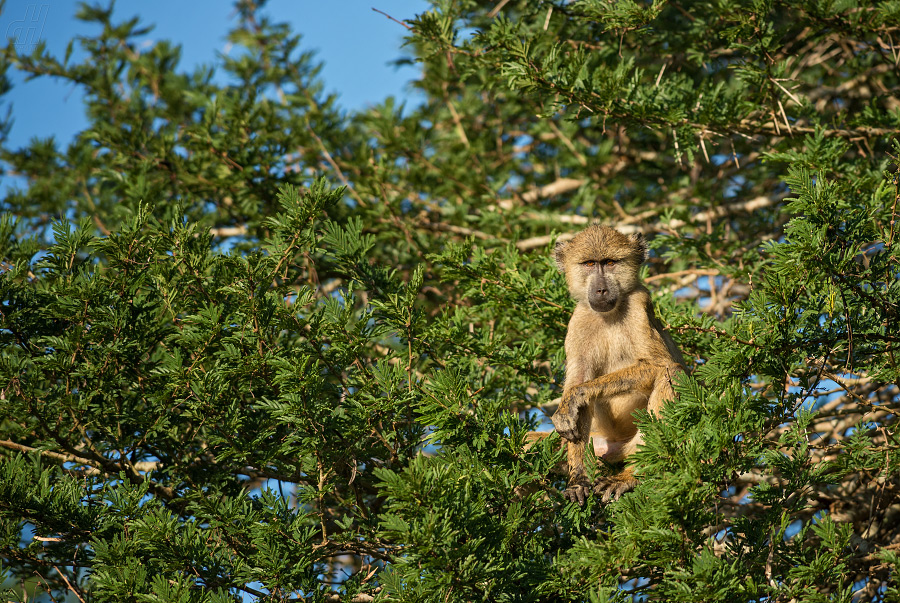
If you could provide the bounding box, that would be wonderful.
[582,260,596,267]
[600,259,617,267]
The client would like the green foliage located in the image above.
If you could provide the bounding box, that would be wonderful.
[2,0,899,601]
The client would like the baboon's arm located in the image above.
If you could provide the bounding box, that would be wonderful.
[553,360,676,442]
[573,360,662,399]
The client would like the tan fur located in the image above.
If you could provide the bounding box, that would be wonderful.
[550,225,684,504]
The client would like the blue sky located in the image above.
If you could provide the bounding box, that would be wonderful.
[0,0,430,150]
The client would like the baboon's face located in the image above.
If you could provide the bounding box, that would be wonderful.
[555,226,646,313]
[579,259,622,313]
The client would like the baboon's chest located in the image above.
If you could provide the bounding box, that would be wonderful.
[586,319,639,376]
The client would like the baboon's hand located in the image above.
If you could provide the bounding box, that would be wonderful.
[592,472,638,503]
[563,478,591,506]
[552,387,588,441]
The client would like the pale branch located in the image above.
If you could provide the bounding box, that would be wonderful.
[0,438,177,498]
[420,221,498,241]
[515,194,783,250]
[0,439,102,475]
[324,594,376,603]
[645,268,720,283]
[208,182,776,247]
[496,177,586,210]
[208,225,248,237]
[665,194,784,230]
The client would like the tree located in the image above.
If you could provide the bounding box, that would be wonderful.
[2,0,899,600]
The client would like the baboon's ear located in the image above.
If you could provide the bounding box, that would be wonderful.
[554,240,568,273]
[629,233,648,261]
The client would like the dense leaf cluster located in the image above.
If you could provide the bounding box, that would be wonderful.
[2,0,900,601]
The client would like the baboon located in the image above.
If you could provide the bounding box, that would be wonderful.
[546,225,684,504]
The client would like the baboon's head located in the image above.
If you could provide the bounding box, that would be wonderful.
[554,226,647,313]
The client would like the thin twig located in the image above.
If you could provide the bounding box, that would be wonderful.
[307,124,366,207]
[371,7,412,30]
[488,0,511,18]
[770,77,802,105]
[547,121,587,166]
[698,131,710,163]
[55,567,86,603]
[888,159,900,248]
[443,87,470,147]
[778,99,793,135]
[655,62,667,87]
